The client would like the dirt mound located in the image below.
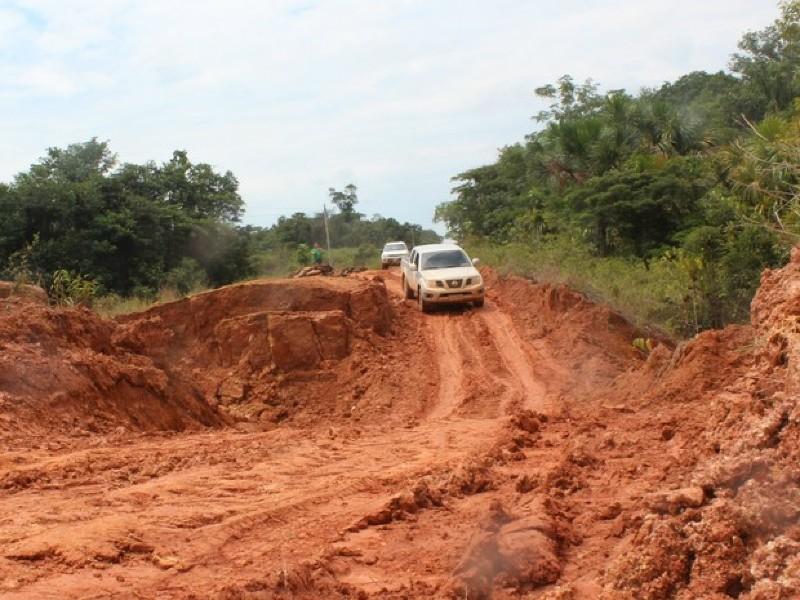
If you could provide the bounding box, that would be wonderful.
[0,281,48,303]
[113,277,419,426]
[0,276,421,444]
[0,297,220,446]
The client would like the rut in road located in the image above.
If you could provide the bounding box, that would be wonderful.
[384,269,548,420]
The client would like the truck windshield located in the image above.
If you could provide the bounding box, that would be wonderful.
[421,250,472,270]
[384,243,407,251]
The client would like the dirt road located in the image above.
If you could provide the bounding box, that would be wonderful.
[0,270,560,598]
[1,260,799,599]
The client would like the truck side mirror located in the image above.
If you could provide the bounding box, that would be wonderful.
[472,258,481,266]
[408,264,417,271]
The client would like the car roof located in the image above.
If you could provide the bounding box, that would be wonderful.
[383,241,407,245]
[413,243,464,254]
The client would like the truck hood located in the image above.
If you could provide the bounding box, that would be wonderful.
[382,251,408,257]
[419,266,480,280]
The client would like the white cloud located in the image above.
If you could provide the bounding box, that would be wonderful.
[0,0,781,230]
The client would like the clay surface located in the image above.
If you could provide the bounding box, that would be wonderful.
[1,257,799,599]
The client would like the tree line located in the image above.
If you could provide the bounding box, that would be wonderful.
[0,141,438,299]
[247,185,439,264]
[435,1,800,333]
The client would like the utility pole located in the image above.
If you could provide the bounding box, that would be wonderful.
[323,205,333,267]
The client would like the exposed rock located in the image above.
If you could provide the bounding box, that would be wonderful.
[268,313,321,371]
[312,311,350,360]
[645,487,705,514]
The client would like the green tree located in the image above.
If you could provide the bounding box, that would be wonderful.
[328,184,359,221]
[0,140,249,297]
[159,150,244,222]
[566,158,713,261]
[730,0,800,117]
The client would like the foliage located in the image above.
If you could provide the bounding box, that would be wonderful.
[253,245,382,278]
[328,184,359,221]
[632,337,654,355]
[566,158,713,260]
[295,243,311,266]
[730,0,800,117]
[4,233,41,288]
[0,139,251,298]
[49,269,99,307]
[438,2,799,335]
[261,186,439,251]
[465,236,692,335]
[247,184,439,276]
[726,109,800,237]
[94,286,190,318]
[162,257,208,297]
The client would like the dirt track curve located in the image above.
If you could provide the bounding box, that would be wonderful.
[2,259,800,599]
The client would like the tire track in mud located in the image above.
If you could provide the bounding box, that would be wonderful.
[425,313,469,420]
[0,409,509,599]
[478,303,550,413]
[183,269,556,595]
[383,269,548,418]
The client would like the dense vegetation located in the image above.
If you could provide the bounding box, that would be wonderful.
[437,1,800,335]
[0,142,437,302]
[0,140,250,298]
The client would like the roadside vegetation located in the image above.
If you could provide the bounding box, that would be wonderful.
[441,1,800,336]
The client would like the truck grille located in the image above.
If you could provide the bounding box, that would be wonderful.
[447,279,462,289]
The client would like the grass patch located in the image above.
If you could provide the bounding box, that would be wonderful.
[94,287,199,318]
[465,236,691,337]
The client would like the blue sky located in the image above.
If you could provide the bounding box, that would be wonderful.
[0,0,780,232]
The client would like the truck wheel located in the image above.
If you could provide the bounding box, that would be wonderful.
[381,262,388,270]
[474,298,485,308]
[418,289,431,313]
[403,277,414,300]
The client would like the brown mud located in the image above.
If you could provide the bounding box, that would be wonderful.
[1,250,799,599]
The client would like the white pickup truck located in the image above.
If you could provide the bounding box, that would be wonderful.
[380,241,409,269]
[400,243,485,312]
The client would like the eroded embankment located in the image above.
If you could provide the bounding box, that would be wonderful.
[590,249,800,599]
[0,298,221,445]
[467,256,800,598]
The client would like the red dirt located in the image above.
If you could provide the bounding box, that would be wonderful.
[1,250,799,599]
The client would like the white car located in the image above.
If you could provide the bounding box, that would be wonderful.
[380,241,409,269]
[400,244,485,312]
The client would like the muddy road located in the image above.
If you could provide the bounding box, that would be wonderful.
[1,259,799,599]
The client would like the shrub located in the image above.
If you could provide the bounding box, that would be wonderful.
[295,244,311,266]
[163,257,208,297]
[49,269,99,307]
